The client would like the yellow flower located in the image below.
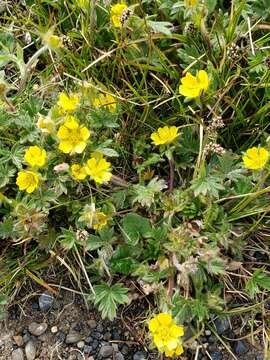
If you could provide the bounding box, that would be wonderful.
[42,29,63,49]
[24,146,47,168]
[93,212,108,230]
[242,147,269,170]
[151,126,179,146]
[16,170,39,193]
[57,116,90,154]
[57,93,80,112]
[71,164,88,180]
[185,0,197,7]
[36,114,54,134]
[93,93,117,113]
[111,3,128,27]
[179,70,209,98]
[85,153,112,184]
[149,313,184,358]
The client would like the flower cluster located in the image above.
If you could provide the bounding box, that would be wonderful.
[16,146,47,193]
[16,88,115,193]
[242,146,269,170]
[149,313,184,357]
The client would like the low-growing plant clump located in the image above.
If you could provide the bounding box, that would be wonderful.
[0,0,270,358]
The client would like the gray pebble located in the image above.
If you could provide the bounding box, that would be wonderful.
[88,319,97,329]
[22,333,30,344]
[205,330,211,336]
[25,340,36,360]
[209,352,223,360]
[65,331,81,344]
[256,354,264,360]
[103,332,111,341]
[115,353,124,360]
[233,340,249,356]
[133,351,148,360]
[121,344,129,355]
[77,341,85,349]
[11,348,24,360]
[38,291,54,312]
[28,322,48,336]
[96,324,103,332]
[83,345,93,354]
[99,345,113,357]
[214,318,230,335]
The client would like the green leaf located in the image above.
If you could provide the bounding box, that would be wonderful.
[122,213,152,245]
[246,269,270,298]
[147,20,173,35]
[132,177,167,208]
[57,228,76,250]
[90,283,129,320]
[110,244,140,275]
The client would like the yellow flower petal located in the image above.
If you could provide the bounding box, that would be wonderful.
[57,118,90,155]
[16,170,39,193]
[24,146,46,168]
[242,147,269,170]
[156,313,172,326]
[179,70,209,98]
[151,126,179,146]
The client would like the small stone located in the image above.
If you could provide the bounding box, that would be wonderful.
[205,330,211,337]
[25,340,36,360]
[121,344,129,355]
[209,352,223,360]
[13,335,24,347]
[92,339,99,350]
[22,332,31,344]
[88,319,97,329]
[77,341,85,349]
[256,354,264,360]
[83,345,93,354]
[133,351,148,360]
[85,336,93,344]
[11,348,24,360]
[103,332,111,341]
[56,330,66,342]
[214,318,230,335]
[115,353,124,360]
[233,340,249,356]
[38,291,54,312]
[112,343,118,352]
[96,324,103,332]
[208,335,216,344]
[65,331,81,344]
[112,331,121,340]
[92,331,103,340]
[99,345,113,358]
[29,322,48,336]
[51,326,58,333]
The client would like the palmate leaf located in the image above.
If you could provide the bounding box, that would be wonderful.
[133,177,167,208]
[192,174,225,198]
[91,283,129,320]
[147,20,173,35]
[245,269,270,298]
[122,213,152,245]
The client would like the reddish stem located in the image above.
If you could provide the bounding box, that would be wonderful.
[168,159,174,193]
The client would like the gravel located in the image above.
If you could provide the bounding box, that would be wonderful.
[28,322,48,336]
[99,344,114,357]
[38,291,54,312]
[25,340,36,360]
[214,318,230,334]
[233,340,249,356]
[65,331,82,344]
[11,348,24,360]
